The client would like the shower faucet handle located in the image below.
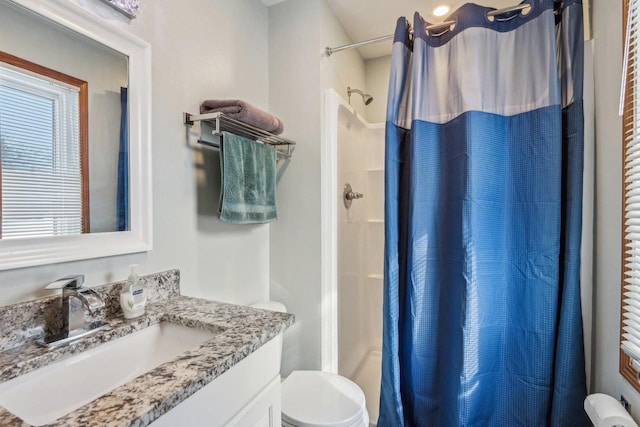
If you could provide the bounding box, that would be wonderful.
[346,191,363,200]
[343,183,364,209]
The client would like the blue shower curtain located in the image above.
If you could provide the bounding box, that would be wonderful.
[117,87,129,231]
[380,1,588,426]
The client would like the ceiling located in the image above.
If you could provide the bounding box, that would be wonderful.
[258,1,560,60]
[326,0,521,59]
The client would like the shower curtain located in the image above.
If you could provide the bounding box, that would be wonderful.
[116,87,129,231]
[380,1,588,426]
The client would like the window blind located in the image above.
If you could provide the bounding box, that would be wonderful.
[622,0,640,375]
[0,64,82,239]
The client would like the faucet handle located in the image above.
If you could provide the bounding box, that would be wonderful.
[44,275,85,290]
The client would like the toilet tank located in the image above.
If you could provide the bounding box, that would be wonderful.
[250,301,288,374]
[250,301,287,313]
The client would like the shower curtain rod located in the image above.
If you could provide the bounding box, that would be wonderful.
[325,2,532,57]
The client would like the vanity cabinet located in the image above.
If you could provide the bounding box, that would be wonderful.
[152,335,283,427]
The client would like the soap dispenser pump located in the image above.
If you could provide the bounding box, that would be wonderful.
[120,264,147,319]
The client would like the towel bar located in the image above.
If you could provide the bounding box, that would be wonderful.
[196,139,292,159]
[184,112,295,158]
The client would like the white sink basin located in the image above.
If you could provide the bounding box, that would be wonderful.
[0,322,216,426]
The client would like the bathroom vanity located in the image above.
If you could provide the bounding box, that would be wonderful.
[0,270,293,426]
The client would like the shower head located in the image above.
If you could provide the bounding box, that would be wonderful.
[347,87,373,106]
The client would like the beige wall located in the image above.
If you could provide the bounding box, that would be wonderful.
[364,55,391,124]
[321,4,368,119]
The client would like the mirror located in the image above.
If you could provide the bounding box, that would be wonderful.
[0,1,129,238]
[0,0,152,269]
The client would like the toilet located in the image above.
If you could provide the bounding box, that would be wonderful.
[251,301,369,427]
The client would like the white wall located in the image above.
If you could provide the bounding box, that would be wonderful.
[0,0,364,378]
[268,0,324,376]
[364,55,391,124]
[268,0,367,375]
[321,3,368,119]
[0,0,270,307]
[591,0,640,418]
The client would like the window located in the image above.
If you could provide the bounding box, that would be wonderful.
[0,51,88,238]
[622,0,640,390]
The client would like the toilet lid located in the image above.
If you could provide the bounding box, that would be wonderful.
[281,371,367,427]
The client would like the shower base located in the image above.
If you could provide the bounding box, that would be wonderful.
[351,349,382,426]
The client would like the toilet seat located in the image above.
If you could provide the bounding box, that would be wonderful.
[281,371,369,427]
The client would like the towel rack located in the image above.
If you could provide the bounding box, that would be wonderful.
[184,112,296,158]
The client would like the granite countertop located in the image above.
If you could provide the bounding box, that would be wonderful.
[0,296,294,426]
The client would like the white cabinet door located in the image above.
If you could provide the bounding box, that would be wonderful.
[228,377,281,427]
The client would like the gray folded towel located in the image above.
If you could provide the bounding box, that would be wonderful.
[201,99,284,135]
[218,131,278,224]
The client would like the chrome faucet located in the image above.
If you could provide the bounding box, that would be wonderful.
[37,275,110,348]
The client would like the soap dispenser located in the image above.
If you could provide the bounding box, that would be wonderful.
[120,264,147,319]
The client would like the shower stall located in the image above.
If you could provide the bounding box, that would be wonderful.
[322,89,385,425]
[321,13,595,424]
